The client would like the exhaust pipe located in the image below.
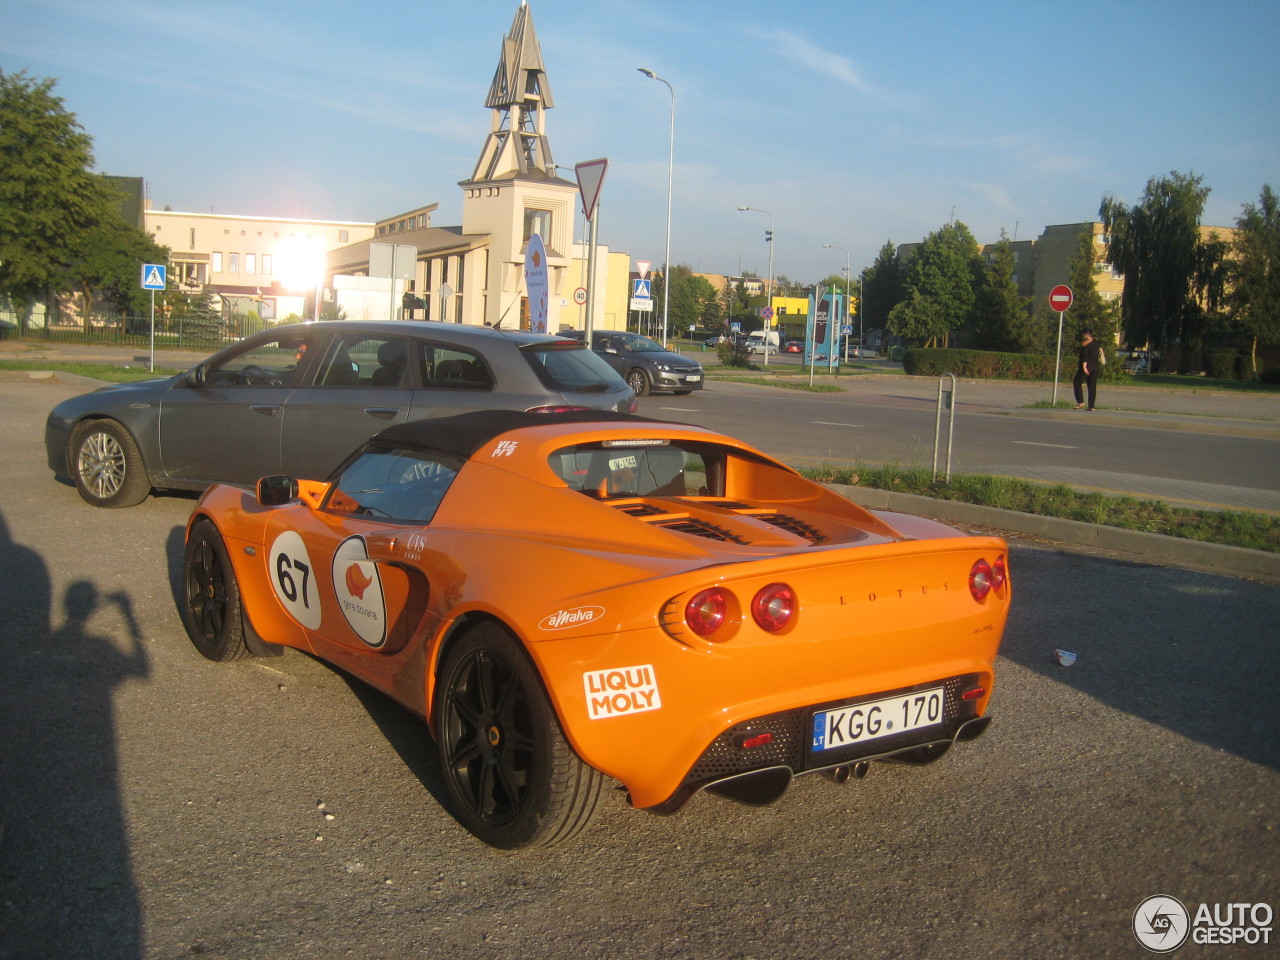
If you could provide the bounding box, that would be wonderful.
[820,761,870,784]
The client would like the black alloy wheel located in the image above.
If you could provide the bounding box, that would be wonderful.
[434,624,603,848]
[181,519,251,661]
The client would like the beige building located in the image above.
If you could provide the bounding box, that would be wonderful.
[143,3,629,334]
[145,209,376,320]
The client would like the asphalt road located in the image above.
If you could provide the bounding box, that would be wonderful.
[1,376,1277,959]
[640,376,1280,513]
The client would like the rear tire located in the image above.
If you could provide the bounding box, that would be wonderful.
[182,519,251,661]
[70,420,150,508]
[434,623,603,848]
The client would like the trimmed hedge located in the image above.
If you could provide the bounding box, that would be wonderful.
[903,348,1057,380]
[902,346,1133,382]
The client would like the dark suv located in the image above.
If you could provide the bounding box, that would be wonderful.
[573,330,705,396]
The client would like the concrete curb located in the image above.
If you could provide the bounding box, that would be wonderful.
[826,483,1280,584]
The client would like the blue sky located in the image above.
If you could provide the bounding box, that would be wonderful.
[5,0,1277,283]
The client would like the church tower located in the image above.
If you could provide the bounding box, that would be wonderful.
[462,1,578,328]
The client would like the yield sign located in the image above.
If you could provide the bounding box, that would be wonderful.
[1049,284,1073,312]
[635,260,651,279]
[575,158,608,221]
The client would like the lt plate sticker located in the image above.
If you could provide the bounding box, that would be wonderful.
[269,530,322,630]
[333,536,387,648]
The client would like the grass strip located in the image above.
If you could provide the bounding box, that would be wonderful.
[0,360,183,383]
[800,462,1279,554]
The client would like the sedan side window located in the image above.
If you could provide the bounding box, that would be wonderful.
[324,448,460,524]
[423,346,493,390]
[315,335,411,388]
[204,335,308,387]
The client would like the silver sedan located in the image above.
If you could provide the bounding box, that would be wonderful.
[46,321,637,507]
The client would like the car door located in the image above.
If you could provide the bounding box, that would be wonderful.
[158,330,312,485]
[279,333,417,481]
[258,445,460,698]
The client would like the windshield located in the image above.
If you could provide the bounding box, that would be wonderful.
[522,342,625,393]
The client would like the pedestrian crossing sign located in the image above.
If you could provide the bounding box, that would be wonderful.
[141,264,167,290]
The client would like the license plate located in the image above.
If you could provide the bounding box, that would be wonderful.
[811,687,944,751]
[685,375,702,382]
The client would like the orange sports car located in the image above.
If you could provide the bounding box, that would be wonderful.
[181,410,1011,849]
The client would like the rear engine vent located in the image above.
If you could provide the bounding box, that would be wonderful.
[652,517,747,544]
[613,501,666,517]
[756,513,826,544]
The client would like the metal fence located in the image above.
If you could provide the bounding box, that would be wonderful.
[1,307,251,354]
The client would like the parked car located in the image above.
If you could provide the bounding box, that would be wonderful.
[180,409,1011,848]
[784,340,804,354]
[572,330,704,397]
[45,321,637,508]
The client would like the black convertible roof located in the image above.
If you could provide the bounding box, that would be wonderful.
[369,410,670,461]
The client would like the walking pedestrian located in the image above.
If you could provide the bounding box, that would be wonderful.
[1073,330,1102,411]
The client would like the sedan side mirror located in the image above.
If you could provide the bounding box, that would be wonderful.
[185,365,207,388]
[257,475,298,506]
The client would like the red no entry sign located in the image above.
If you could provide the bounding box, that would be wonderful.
[1049,284,1073,312]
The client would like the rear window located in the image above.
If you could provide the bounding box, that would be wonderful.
[522,342,625,394]
[549,440,721,499]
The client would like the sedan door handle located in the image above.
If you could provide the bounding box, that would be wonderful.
[250,404,282,416]
[364,407,401,420]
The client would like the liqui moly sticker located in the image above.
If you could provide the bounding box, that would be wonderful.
[332,536,387,648]
[583,665,662,720]
[538,606,605,631]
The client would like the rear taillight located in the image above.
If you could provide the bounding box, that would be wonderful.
[992,555,1007,594]
[969,559,994,602]
[685,588,729,639]
[751,583,796,632]
[626,396,639,414]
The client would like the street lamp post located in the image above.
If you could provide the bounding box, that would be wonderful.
[823,242,850,365]
[638,68,674,349]
[737,206,774,364]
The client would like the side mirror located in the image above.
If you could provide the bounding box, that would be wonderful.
[257,475,298,506]
[185,364,207,387]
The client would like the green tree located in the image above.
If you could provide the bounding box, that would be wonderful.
[1064,227,1119,353]
[860,240,904,338]
[971,233,1037,352]
[0,70,166,326]
[69,203,169,324]
[1099,171,1211,371]
[888,221,982,347]
[0,71,105,304]
[1227,185,1280,376]
[650,265,719,341]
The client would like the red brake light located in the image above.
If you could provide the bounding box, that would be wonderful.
[969,559,993,602]
[992,555,1007,594]
[751,583,796,632]
[526,404,592,414]
[685,588,729,638]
